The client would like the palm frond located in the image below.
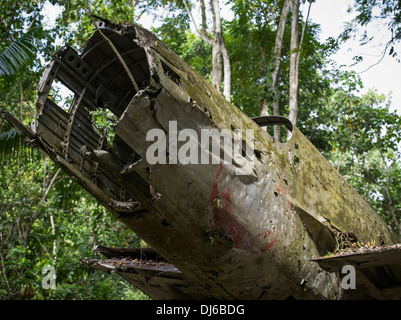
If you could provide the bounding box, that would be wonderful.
[0,28,40,81]
[0,128,23,161]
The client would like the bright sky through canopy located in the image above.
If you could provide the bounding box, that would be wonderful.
[309,0,401,115]
[43,0,401,115]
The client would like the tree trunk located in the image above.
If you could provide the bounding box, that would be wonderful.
[210,0,231,101]
[269,0,290,141]
[184,0,231,101]
[288,0,300,133]
[211,37,223,94]
[221,40,231,101]
[260,97,269,117]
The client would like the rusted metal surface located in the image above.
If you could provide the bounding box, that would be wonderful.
[85,244,214,299]
[312,245,401,299]
[312,244,401,272]
[4,17,401,299]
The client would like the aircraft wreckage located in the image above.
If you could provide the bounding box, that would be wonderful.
[4,17,401,300]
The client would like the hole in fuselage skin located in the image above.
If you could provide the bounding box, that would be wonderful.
[294,155,300,166]
[49,79,75,111]
[160,60,183,88]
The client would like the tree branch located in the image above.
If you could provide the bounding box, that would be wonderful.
[297,0,312,71]
[32,168,61,222]
[182,0,212,44]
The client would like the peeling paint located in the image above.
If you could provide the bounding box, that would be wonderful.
[209,163,278,253]
[286,201,292,216]
[276,179,287,196]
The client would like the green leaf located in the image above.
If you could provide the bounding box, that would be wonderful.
[0,128,23,161]
[0,27,40,81]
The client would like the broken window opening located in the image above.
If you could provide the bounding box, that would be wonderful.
[89,108,119,147]
[49,79,75,112]
[160,60,184,89]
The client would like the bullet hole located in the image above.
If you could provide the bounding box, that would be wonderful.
[207,228,233,248]
[300,279,308,287]
[151,73,160,83]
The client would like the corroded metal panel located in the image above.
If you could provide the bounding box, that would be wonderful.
[85,244,214,300]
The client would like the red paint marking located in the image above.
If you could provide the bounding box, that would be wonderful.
[209,163,223,205]
[276,179,287,196]
[285,201,292,215]
[259,231,281,253]
[264,230,272,238]
[209,163,279,253]
[265,234,281,251]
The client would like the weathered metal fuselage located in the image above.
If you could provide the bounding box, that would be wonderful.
[5,19,399,299]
